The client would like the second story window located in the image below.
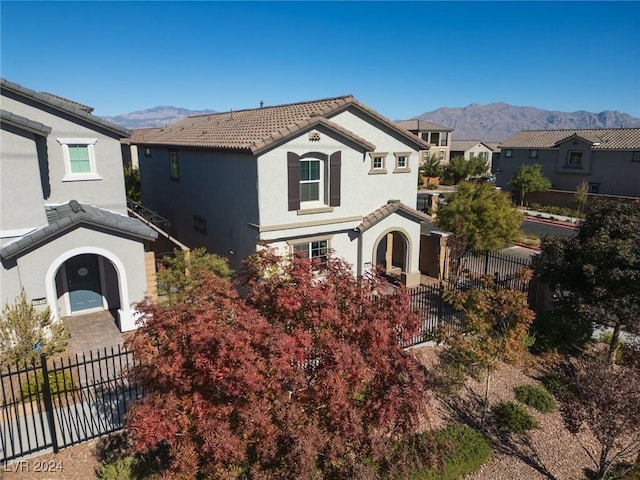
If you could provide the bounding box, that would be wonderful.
[393,152,411,173]
[430,132,440,146]
[504,149,513,158]
[169,150,180,180]
[567,151,583,168]
[369,153,388,174]
[58,138,100,181]
[300,158,322,202]
[529,149,539,159]
[633,151,640,162]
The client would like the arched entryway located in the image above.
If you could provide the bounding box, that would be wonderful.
[373,229,410,283]
[46,247,131,328]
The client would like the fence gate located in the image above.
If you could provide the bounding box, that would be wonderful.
[1,346,143,464]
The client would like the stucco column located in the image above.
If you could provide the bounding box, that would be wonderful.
[385,233,394,273]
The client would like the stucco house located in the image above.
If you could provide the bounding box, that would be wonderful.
[133,95,434,287]
[0,79,157,332]
[395,119,453,164]
[496,128,640,197]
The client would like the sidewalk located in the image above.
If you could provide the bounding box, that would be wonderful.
[520,209,579,227]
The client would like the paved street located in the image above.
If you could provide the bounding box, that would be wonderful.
[521,218,577,239]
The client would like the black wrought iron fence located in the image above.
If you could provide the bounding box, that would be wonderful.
[1,346,142,464]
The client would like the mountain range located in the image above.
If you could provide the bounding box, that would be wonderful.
[104,103,640,141]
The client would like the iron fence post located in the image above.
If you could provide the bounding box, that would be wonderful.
[39,354,58,454]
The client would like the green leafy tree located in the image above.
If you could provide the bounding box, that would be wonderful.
[0,290,69,368]
[437,182,523,280]
[127,251,430,479]
[467,155,490,178]
[439,274,536,426]
[442,155,469,185]
[420,153,444,178]
[124,165,142,203]
[508,164,552,206]
[156,248,233,304]
[537,200,640,363]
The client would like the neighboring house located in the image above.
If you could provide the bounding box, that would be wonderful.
[133,95,434,287]
[496,128,640,197]
[483,142,501,173]
[395,119,453,164]
[0,79,157,332]
[449,140,493,173]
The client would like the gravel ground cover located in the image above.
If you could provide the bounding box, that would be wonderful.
[1,344,622,480]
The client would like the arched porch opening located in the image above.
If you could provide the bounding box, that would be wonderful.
[373,230,410,284]
[46,247,130,330]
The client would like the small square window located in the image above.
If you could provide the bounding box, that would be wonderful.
[588,183,600,194]
[58,138,100,181]
[393,152,411,173]
[369,153,388,174]
[144,147,151,157]
[567,151,583,167]
[504,149,513,158]
[529,149,538,159]
[633,151,640,162]
[194,216,207,234]
[169,151,179,179]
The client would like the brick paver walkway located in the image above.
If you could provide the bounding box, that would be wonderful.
[62,310,124,356]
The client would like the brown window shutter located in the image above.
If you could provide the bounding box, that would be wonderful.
[287,152,301,211]
[329,151,341,207]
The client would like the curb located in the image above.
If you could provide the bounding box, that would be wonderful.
[524,216,578,228]
[513,242,541,252]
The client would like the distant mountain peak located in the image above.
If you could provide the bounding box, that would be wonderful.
[415,103,640,141]
[103,106,217,129]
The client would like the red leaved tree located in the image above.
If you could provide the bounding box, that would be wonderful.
[126,250,430,479]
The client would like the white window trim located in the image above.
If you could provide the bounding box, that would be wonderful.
[58,138,101,181]
[300,157,325,207]
[368,152,388,175]
[393,152,411,173]
[566,150,584,168]
[287,235,332,269]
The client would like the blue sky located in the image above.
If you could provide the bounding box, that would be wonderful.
[2,1,639,119]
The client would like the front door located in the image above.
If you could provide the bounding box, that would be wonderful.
[66,254,103,313]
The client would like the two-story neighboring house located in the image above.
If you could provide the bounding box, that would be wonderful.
[395,120,453,165]
[133,95,434,287]
[450,140,493,164]
[496,128,640,197]
[0,79,157,332]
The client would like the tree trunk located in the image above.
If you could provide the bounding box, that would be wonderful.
[606,323,622,365]
[520,190,525,207]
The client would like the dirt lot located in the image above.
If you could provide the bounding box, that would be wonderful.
[1,345,626,480]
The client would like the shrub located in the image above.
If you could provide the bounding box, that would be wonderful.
[492,401,538,434]
[540,373,573,400]
[0,290,69,368]
[514,384,555,413]
[395,424,492,480]
[96,455,157,480]
[20,370,75,402]
[426,182,439,190]
[606,461,640,480]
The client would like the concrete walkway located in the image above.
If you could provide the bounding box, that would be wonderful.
[62,310,124,357]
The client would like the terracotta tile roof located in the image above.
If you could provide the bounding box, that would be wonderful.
[124,127,163,145]
[356,200,434,233]
[500,128,640,150]
[130,95,428,154]
[395,119,453,132]
[0,200,157,260]
[40,92,94,113]
[1,78,130,137]
[450,140,491,152]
